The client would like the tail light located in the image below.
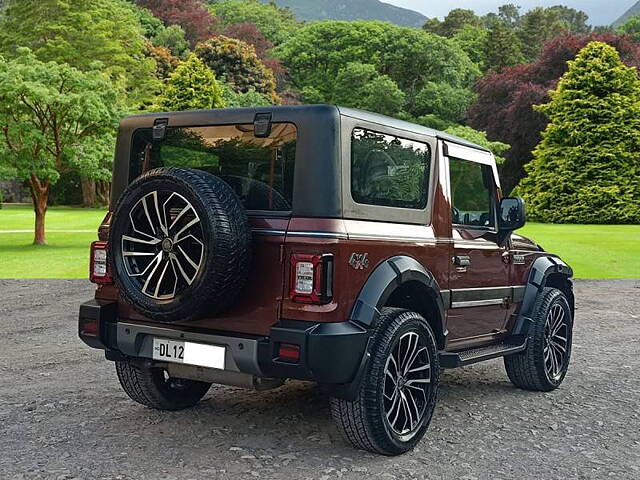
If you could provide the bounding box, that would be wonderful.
[90,241,112,284]
[289,253,333,304]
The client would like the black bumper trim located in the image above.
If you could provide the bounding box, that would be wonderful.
[115,321,265,376]
[78,300,371,390]
[78,300,117,349]
[260,320,370,385]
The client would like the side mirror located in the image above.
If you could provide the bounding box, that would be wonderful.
[497,197,526,244]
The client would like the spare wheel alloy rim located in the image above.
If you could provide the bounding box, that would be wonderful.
[121,190,205,300]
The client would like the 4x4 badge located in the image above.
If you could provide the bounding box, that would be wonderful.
[349,253,370,270]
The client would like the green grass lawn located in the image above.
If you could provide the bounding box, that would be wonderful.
[0,205,638,278]
[519,223,640,279]
[0,205,107,278]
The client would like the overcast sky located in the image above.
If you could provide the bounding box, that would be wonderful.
[383,0,636,25]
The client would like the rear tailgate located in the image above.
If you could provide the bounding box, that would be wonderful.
[96,216,289,337]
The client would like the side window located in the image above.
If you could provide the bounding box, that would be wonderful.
[449,158,496,228]
[351,128,431,209]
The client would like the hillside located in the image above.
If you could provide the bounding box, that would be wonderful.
[262,0,426,27]
[613,1,640,25]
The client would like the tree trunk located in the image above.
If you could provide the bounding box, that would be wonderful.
[96,181,111,206]
[81,176,97,207]
[34,194,48,246]
[28,176,50,246]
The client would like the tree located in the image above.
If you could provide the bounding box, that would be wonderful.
[220,22,287,86]
[380,25,479,97]
[331,62,405,117]
[210,0,300,45]
[423,9,483,38]
[153,24,190,59]
[147,43,180,80]
[222,22,273,58]
[132,5,165,39]
[275,21,478,112]
[136,0,216,46]
[0,0,157,107]
[548,6,591,34]
[497,4,521,29]
[618,15,640,42]
[413,82,474,123]
[485,21,525,72]
[517,7,566,61]
[520,42,640,224]
[157,54,224,111]
[0,50,121,244]
[452,25,489,71]
[220,83,274,108]
[195,36,278,101]
[468,32,640,194]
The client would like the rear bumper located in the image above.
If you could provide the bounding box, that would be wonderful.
[79,300,369,385]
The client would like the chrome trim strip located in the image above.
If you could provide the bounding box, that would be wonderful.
[454,242,501,250]
[252,228,286,236]
[252,229,450,242]
[449,285,525,308]
[252,229,349,239]
[451,299,504,308]
[287,231,349,239]
[251,229,504,249]
[349,234,441,244]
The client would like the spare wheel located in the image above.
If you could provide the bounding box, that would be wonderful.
[108,167,251,322]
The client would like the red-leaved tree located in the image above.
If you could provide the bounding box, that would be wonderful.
[136,0,216,46]
[468,33,640,194]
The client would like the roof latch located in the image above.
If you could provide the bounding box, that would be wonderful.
[152,118,169,141]
[254,113,272,138]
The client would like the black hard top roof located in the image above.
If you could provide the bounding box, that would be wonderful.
[336,106,489,152]
[122,104,490,153]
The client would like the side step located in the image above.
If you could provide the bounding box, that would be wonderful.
[439,336,528,369]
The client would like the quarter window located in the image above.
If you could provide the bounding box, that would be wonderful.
[351,128,431,209]
[449,158,496,228]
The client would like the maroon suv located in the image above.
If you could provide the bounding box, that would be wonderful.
[79,105,574,455]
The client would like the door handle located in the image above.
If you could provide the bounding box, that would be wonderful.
[454,255,471,267]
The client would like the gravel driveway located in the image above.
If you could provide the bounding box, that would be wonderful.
[1,279,639,480]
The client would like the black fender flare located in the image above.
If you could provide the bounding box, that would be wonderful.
[349,255,447,336]
[330,256,447,400]
[513,256,574,336]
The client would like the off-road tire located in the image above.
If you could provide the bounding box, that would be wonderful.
[504,287,573,392]
[330,308,440,456]
[115,359,211,411]
[109,167,251,322]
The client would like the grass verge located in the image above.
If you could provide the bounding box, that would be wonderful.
[0,206,638,278]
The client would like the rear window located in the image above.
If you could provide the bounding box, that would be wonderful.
[129,123,297,212]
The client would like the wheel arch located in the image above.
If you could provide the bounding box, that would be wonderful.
[513,255,574,335]
[348,255,447,349]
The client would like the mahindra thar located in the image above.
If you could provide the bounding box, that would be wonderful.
[79,105,574,455]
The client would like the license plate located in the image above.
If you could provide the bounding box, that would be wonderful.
[152,338,225,370]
